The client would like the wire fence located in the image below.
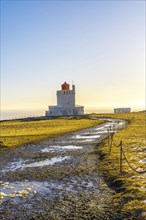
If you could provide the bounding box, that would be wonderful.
[108,129,146,175]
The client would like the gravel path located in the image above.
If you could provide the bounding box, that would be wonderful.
[0,119,125,220]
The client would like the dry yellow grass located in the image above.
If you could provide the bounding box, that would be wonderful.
[0,117,102,148]
[95,112,146,219]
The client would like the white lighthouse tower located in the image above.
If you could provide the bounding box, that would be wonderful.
[57,82,75,106]
[46,82,84,116]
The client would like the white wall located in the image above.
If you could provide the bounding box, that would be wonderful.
[57,90,75,107]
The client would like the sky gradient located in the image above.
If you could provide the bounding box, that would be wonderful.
[1,0,145,116]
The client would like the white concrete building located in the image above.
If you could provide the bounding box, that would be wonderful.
[46,82,84,116]
[114,108,131,113]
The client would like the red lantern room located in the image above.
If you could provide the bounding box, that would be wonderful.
[61,82,70,90]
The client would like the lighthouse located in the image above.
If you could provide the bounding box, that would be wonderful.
[57,82,75,108]
[46,82,84,116]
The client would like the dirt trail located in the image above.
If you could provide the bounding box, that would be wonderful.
[0,119,125,220]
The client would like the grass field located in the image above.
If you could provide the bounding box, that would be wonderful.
[0,113,145,219]
[0,117,103,148]
[95,112,146,219]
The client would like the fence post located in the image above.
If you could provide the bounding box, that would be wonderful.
[108,125,112,154]
[108,128,110,146]
[120,140,123,175]
[109,133,114,155]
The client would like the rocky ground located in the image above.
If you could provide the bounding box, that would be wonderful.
[0,119,125,220]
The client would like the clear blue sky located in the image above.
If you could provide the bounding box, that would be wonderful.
[1,0,145,112]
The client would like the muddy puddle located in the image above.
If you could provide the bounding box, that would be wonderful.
[74,134,101,139]
[2,156,70,172]
[41,145,83,152]
[0,118,126,219]
[0,175,101,204]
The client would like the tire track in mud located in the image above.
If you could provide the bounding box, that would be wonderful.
[0,119,125,220]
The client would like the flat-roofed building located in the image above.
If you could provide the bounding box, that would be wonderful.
[114,108,131,113]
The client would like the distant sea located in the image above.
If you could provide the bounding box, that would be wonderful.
[0,109,45,121]
[0,108,114,121]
